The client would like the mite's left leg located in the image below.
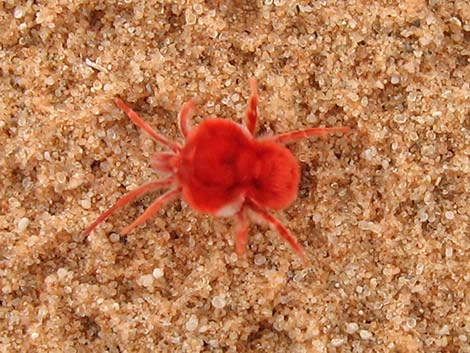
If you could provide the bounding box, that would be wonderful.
[115,98,181,152]
[245,78,259,136]
[83,177,175,237]
[121,187,181,235]
[178,100,196,139]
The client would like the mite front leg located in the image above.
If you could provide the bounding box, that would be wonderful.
[115,98,181,152]
[151,152,177,173]
[245,78,259,136]
[178,100,196,139]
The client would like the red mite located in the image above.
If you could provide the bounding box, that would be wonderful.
[84,79,349,263]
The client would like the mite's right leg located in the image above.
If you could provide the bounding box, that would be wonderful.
[235,207,249,256]
[246,199,308,265]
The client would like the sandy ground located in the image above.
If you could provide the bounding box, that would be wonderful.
[1,1,469,352]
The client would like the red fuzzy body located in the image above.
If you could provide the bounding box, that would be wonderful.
[176,119,299,216]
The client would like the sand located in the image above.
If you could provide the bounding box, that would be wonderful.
[1,0,469,352]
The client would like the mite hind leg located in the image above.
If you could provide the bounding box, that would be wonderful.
[235,207,249,256]
[247,199,308,265]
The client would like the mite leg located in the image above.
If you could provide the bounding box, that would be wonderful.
[269,126,350,145]
[235,207,249,256]
[151,152,176,173]
[83,177,174,237]
[178,100,196,139]
[245,78,259,136]
[115,98,181,152]
[247,199,308,265]
[121,187,181,235]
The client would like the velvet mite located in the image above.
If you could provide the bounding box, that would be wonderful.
[84,79,349,263]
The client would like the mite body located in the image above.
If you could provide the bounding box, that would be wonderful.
[84,79,349,262]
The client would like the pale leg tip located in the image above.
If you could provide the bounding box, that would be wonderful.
[115,97,130,112]
[301,257,311,267]
[235,244,246,257]
[297,249,310,267]
[249,78,258,93]
[120,227,131,236]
